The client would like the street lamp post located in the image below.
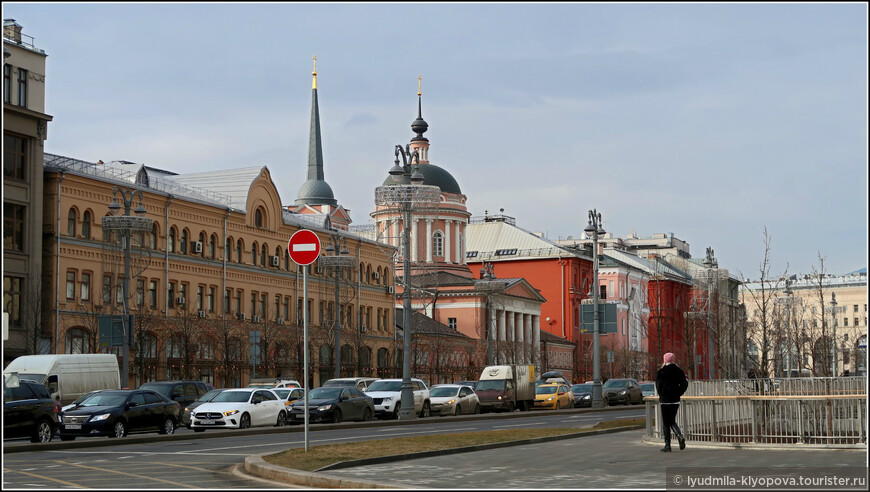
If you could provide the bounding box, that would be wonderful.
[375,144,440,420]
[783,277,793,377]
[320,219,354,379]
[101,186,152,388]
[830,292,838,377]
[702,248,717,380]
[584,209,605,408]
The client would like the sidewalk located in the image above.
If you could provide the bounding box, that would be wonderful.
[246,429,867,489]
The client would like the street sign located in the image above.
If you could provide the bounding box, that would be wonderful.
[579,303,617,334]
[288,229,321,266]
[98,315,134,347]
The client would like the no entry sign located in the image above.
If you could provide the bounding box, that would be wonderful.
[288,229,321,266]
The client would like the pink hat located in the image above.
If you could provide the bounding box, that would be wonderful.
[663,352,675,364]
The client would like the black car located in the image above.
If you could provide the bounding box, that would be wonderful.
[58,389,179,440]
[182,388,228,428]
[288,386,374,424]
[602,378,643,405]
[3,379,60,443]
[570,383,593,408]
[138,380,211,419]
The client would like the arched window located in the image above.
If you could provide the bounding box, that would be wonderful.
[377,348,390,377]
[180,229,188,254]
[169,227,176,253]
[67,208,77,237]
[433,231,443,257]
[209,234,217,259]
[261,244,267,267]
[251,242,258,264]
[255,208,264,228]
[359,347,372,373]
[225,237,232,261]
[150,222,158,249]
[199,232,206,257]
[81,211,92,239]
[236,239,243,263]
[66,328,89,354]
[366,264,372,284]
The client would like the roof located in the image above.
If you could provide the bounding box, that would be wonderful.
[466,218,590,262]
[170,167,266,212]
[381,163,462,195]
[603,248,692,284]
[539,330,577,347]
[395,311,473,339]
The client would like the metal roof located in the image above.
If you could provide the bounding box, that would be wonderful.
[466,219,589,261]
[169,167,266,212]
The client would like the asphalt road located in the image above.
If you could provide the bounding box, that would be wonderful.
[2,407,645,489]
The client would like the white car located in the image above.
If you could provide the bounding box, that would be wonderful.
[189,389,286,431]
[429,384,481,416]
[365,378,430,419]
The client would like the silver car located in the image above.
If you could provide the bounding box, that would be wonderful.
[429,384,480,416]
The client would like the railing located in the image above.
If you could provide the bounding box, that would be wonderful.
[645,377,867,449]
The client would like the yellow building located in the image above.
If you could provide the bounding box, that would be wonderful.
[741,271,868,377]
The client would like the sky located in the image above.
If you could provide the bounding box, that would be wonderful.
[5,2,867,280]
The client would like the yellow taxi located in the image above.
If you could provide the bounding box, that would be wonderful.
[533,383,573,410]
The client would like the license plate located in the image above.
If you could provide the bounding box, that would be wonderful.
[65,424,81,430]
[199,420,215,425]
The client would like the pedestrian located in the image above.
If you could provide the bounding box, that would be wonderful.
[655,352,688,452]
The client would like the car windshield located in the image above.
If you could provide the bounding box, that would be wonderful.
[197,389,223,402]
[571,385,592,394]
[536,386,558,395]
[603,380,628,389]
[475,380,505,391]
[308,387,342,399]
[139,384,172,397]
[641,383,655,392]
[430,387,460,397]
[78,393,128,407]
[16,373,46,384]
[366,381,402,392]
[211,391,252,403]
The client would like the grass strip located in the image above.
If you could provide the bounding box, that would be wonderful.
[264,417,644,471]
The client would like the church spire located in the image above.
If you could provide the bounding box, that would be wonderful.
[295,55,337,206]
[411,75,428,143]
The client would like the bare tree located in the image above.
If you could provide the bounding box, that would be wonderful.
[17,276,49,355]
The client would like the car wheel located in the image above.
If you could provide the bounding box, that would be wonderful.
[333,409,342,424]
[420,401,431,418]
[31,419,53,443]
[453,405,460,416]
[111,420,127,438]
[159,417,175,435]
[277,411,287,426]
[60,435,76,441]
[239,413,251,429]
[474,404,481,414]
[507,401,515,413]
[193,428,206,433]
[556,400,561,410]
[393,402,401,420]
[362,407,372,421]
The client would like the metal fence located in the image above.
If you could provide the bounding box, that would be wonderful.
[646,377,867,448]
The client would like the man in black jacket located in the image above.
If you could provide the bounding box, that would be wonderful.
[655,352,688,452]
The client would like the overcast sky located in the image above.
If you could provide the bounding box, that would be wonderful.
[6,2,867,279]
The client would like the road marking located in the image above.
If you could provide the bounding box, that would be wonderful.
[53,461,199,489]
[151,462,214,472]
[3,468,84,488]
[493,422,545,428]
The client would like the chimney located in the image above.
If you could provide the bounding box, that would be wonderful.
[3,19,22,43]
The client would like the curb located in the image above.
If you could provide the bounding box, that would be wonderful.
[4,404,642,454]
[640,435,868,451]
[245,424,644,488]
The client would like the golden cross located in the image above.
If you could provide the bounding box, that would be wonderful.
[313,55,317,75]
[418,75,422,96]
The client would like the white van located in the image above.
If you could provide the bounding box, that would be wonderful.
[3,354,120,405]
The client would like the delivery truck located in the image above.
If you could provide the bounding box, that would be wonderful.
[475,364,535,412]
[3,354,120,405]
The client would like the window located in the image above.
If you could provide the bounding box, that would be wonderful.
[225,289,231,314]
[255,208,264,228]
[209,234,216,259]
[169,227,176,253]
[150,223,158,249]
[149,280,158,309]
[179,284,188,309]
[67,209,77,237]
[102,275,112,304]
[855,317,860,327]
[197,285,204,311]
[136,278,145,306]
[494,248,517,256]
[81,211,91,239]
[466,251,478,258]
[168,282,175,309]
[283,297,289,319]
[3,64,10,104]
[235,290,242,314]
[199,232,206,257]
[66,271,76,300]
[433,231,443,257]
[3,202,25,252]
[250,293,257,317]
[3,276,22,328]
[116,275,125,304]
[66,328,89,354]
[260,293,267,317]
[237,239,243,263]
[844,318,848,327]
[3,134,26,180]
[448,318,457,330]
[180,230,188,254]
[80,273,91,302]
[251,243,257,264]
[208,287,215,312]
[16,68,27,107]
[600,285,607,300]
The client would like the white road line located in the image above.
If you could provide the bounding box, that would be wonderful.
[117,456,134,459]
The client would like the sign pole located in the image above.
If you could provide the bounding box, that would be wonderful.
[303,264,309,452]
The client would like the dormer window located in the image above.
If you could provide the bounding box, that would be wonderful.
[255,208,264,228]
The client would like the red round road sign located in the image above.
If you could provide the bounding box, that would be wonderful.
[287,229,321,266]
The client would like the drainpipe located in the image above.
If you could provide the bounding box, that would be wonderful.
[164,195,173,318]
[222,208,230,320]
[55,171,65,354]
[558,258,565,338]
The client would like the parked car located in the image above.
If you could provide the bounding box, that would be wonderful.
[273,387,305,411]
[639,381,656,399]
[321,377,379,391]
[288,386,374,424]
[247,378,301,389]
[570,383,593,408]
[429,384,480,416]
[453,380,478,390]
[58,389,179,440]
[190,388,286,431]
[365,378,431,419]
[3,377,61,443]
[532,383,573,410]
[138,380,212,419]
[602,378,643,405]
[182,388,229,428]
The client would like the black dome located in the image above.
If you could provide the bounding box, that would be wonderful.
[381,163,462,195]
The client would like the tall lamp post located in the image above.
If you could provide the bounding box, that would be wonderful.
[101,186,152,388]
[830,292,838,377]
[475,262,507,365]
[702,248,717,380]
[584,209,605,408]
[783,277,793,377]
[320,218,354,379]
[375,144,440,420]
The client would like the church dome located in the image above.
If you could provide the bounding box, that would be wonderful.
[381,163,462,196]
[295,179,337,206]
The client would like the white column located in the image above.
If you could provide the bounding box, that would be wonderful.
[455,223,462,264]
[444,219,452,264]
[508,312,515,343]
[498,309,506,342]
[393,218,399,249]
[534,315,541,367]
[517,313,525,364]
[411,219,418,262]
[425,219,433,262]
